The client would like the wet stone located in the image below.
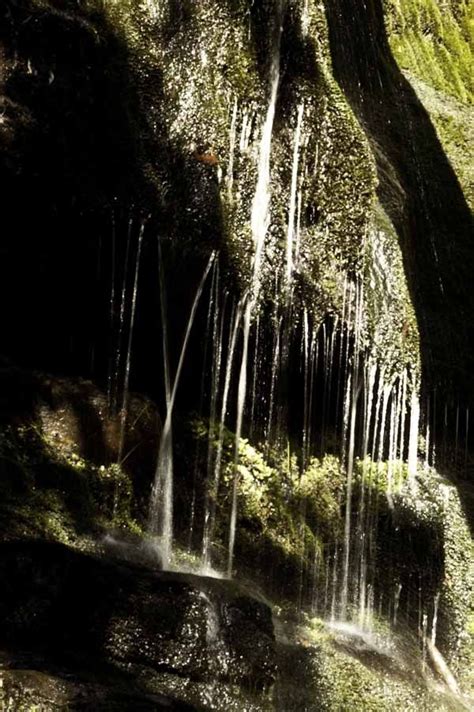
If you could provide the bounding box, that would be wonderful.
[0,540,276,710]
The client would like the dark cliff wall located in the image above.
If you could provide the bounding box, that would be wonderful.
[0,1,146,377]
[324,0,474,401]
[0,0,224,402]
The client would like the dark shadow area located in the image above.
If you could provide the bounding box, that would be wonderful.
[0,650,198,711]
[0,541,201,710]
[323,0,474,404]
[0,1,230,538]
[0,427,107,543]
[0,0,154,380]
[160,0,194,42]
[0,0,225,405]
[0,369,111,538]
[66,390,109,464]
[0,363,164,534]
[279,0,325,102]
[377,506,444,619]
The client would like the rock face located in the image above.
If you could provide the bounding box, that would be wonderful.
[0,0,473,709]
[0,0,416,397]
[0,540,276,710]
[324,0,474,396]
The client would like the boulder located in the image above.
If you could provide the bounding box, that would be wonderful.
[0,540,276,710]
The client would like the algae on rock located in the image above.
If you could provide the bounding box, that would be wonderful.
[384,0,473,209]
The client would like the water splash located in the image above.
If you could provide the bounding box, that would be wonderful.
[408,385,420,480]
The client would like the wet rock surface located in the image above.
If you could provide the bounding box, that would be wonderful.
[0,659,199,711]
[0,540,276,710]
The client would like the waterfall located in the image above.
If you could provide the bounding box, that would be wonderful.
[202,302,241,570]
[5,0,474,705]
[249,8,283,289]
[431,592,440,646]
[249,314,261,439]
[266,315,283,445]
[149,252,216,568]
[188,261,220,548]
[357,361,377,628]
[398,370,408,461]
[340,279,364,618]
[128,0,442,648]
[226,1,284,577]
[227,300,251,577]
[302,309,311,469]
[117,219,145,462]
[408,386,420,480]
[425,396,431,470]
[286,103,305,289]
[199,281,225,561]
[393,583,402,627]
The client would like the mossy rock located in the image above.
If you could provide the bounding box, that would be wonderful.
[274,615,470,710]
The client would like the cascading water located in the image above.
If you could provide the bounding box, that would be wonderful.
[286,102,305,290]
[149,251,216,568]
[181,7,430,616]
[120,5,465,693]
[3,0,473,708]
[202,300,241,571]
[226,0,284,577]
[340,278,364,618]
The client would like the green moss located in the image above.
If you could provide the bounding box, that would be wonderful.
[276,613,466,711]
[384,0,473,210]
[95,0,382,328]
[298,456,346,535]
[0,424,142,548]
[221,431,317,561]
[355,457,409,496]
[399,71,474,209]
[385,0,473,104]
[187,419,347,584]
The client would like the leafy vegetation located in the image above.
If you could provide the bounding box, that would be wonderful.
[0,423,141,547]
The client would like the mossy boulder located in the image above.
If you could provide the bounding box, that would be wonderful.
[274,616,470,711]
